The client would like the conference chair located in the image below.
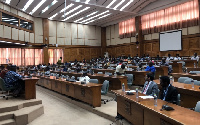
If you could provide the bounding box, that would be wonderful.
[184,79,192,84]
[97,72,103,74]
[178,77,190,83]
[194,81,200,86]
[71,76,75,80]
[194,101,200,112]
[125,74,133,88]
[101,80,109,104]
[105,72,112,76]
[176,94,181,106]
[0,77,16,100]
[192,71,200,74]
[89,79,98,84]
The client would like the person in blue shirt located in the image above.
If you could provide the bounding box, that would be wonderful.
[145,61,156,75]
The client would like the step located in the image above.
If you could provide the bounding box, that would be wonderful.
[0,112,14,122]
[0,99,42,114]
[0,119,15,125]
[14,104,44,125]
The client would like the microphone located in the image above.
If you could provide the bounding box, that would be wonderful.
[160,102,174,111]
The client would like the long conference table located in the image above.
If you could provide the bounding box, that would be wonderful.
[37,76,102,107]
[154,79,200,108]
[112,89,200,125]
[50,71,128,90]
[171,73,200,82]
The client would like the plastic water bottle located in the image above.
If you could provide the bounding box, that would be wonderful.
[170,76,173,85]
[194,62,196,68]
[191,80,194,89]
[122,83,125,92]
[154,94,157,106]
[185,68,188,73]
[136,88,138,98]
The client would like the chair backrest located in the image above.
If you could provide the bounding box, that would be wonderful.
[178,77,190,83]
[101,80,109,95]
[194,80,200,86]
[176,94,181,105]
[105,72,112,76]
[0,77,6,91]
[184,79,192,84]
[97,72,103,74]
[192,71,200,74]
[89,79,98,84]
[125,74,133,83]
[71,76,75,80]
[194,101,200,112]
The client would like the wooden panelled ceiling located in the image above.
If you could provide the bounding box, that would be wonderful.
[1,0,189,27]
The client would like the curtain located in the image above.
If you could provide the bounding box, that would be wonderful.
[0,48,7,64]
[7,48,22,66]
[0,48,43,66]
[48,49,63,64]
[141,0,199,34]
[119,18,136,38]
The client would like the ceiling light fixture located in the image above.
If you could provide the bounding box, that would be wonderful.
[62,5,82,17]
[60,3,74,13]
[80,10,109,23]
[6,42,12,43]
[6,0,11,4]
[98,13,111,19]
[30,0,46,15]
[0,41,6,43]
[113,0,125,10]
[74,17,84,23]
[15,43,20,44]
[48,3,74,20]
[22,0,34,11]
[120,0,134,11]
[63,7,90,21]
[42,0,58,13]
[74,11,98,23]
[106,0,117,8]
[85,0,90,4]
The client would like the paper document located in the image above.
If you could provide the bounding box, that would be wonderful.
[139,96,154,99]
[125,90,136,92]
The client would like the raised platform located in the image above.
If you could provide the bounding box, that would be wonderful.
[0,97,44,125]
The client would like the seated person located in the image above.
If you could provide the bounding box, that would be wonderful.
[166,54,173,61]
[142,73,158,96]
[137,63,144,71]
[75,63,81,73]
[174,54,181,60]
[159,76,178,104]
[116,64,127,75]
[160,58,169,66]
[145,61,156,75]
[3,66,24,96]
[191,53,199,62]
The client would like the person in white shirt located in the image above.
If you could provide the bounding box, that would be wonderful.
[115,64,127,75]
[166,54,173,61]
[191,53,199,62]
[174,54,181,60]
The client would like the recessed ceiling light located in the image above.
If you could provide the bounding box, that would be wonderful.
[106,0,117,8]
[63,7,90,21]
[120,0,134,11]
[22,0,34,11]
[15,43,20,44]
[86,11,98,17]
[30,0,46,15]
[80,10,109,23]
[62,5,82,17]
[6,42,12,43]
[85,19,95,24]
[113,0,125,10]
[85,0,90,4]
[74,17,84,23]
[42,0,58,13]
[21,44,26,45]
[0,41,6,43]
[98,13,111,19]
[6,0,11,4]
[49,13,58,20]
[60,3,74,13]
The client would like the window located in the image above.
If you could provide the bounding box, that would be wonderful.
[2,13,19,26]
[20,19,33,30]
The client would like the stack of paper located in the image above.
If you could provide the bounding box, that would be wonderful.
[139,96,154,99]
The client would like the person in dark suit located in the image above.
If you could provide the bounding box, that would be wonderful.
[160,76,178,104]
[142,73,158,96]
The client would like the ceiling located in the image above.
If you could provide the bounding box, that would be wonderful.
[1,0,190,27]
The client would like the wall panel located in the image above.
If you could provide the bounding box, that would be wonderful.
[0,25,3,38]
[25,31,29,42]
[49,21,56,37]
[30,33,34,43]
[4,26,11,39]
[12,28,18,40]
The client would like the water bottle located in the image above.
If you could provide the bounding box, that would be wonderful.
[136,88,138,98]
[185,68,188,73]
[170,76,173,85]
[154,94,157,106]
[194,62,196,68]
[122,83,125,92]
[191,79,194,89]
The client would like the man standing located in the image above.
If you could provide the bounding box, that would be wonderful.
[160,76,178,104]
[142,73,158,96]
